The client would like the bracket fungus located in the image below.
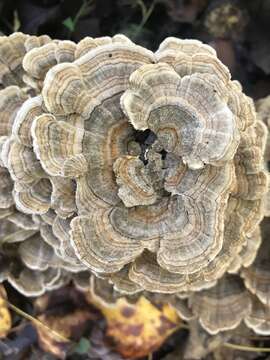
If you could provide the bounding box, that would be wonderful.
[0,32,268,337]
[189,274,251,334]
[66,37,266,294]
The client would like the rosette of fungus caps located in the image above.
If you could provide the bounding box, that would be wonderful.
[29,37,267,294]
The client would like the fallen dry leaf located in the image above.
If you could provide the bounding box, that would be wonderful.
[89,294,181,358]
[0,284,12,338]
[35,309,95,359]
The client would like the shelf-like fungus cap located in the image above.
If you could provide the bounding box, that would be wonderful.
[121,63,239,169]
[256,95,270,216]
[0,33,55,90]
[18,233,67,271]
[12,95,44,147]
[155,38,230,88]
[88,276,140,307]
[0,166,13,210]
[241,218,270,305]
[7,264,63,296]
[52,216,87,271]
[0,33,29,87]
[0,33,267,303]
[0,214,68,296]
[110,265,143,295]
[13,178,52,215]
[74,34,133,59]
[189,275,251,334]
[42,40,155,117]
[0,86,28,137]
[113,155,161,207]
[23,40,76,80]
[22,39,81,94]
[57,37,266,294]
[245,295,270,335]
[229,226,262,273]
[72,271,91,291]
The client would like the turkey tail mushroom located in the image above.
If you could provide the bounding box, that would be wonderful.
[0,33,267,341]
[189,274,251,334]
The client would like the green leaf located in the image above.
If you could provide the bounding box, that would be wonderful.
[73,337,91,354]
[62,17,75,32]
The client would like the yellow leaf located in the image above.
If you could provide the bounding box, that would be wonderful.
[89,294,181,358]
[0,284,12,338]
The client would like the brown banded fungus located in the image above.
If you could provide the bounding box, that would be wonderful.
[57,38,266,293]
[241,219,270,306]
[0,33,94,295]
[234,96,270,335]
[245,295,270,335]
[189,274,251,334]
[0,33,268,337]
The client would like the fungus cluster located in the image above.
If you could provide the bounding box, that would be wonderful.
[0,32,268,336]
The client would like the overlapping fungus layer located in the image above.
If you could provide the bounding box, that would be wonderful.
[0,32,269,336]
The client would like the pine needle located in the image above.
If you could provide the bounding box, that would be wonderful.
[175,323,270,353]
[6,300,70,343]
[223,342,270,353]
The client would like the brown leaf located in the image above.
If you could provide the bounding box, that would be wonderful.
[35,309,95,359]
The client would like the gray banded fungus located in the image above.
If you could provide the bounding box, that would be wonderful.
[0,32,268,337]
[0,214,67,296]
[237,94,270,335]
[0,33,97,296]
[241,219,270,306]
[121,63,239,168]
[25,35,266,294]
[0,33,112,219]
[245,295,270,335]
[0,33,30,88]
[188,274,251,334]
[65,39,266,293]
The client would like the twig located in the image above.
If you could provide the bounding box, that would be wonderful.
[73,0,94,31]
[176,323,270,353]
[63,0,94,37]
[133,0,156,39]
[223,342,270,353]
[6,300,69,343]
